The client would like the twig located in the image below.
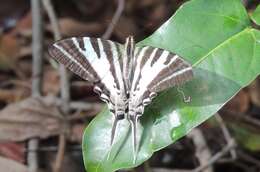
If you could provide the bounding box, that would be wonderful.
[237,150,260,168]
[215,113,237,161]
[102,0,125,39]
[31,0,43,98]
[28,0,44,171]
[27,140,39,172]
[220,110,260,129]
[54,133,66,171]
[188,128,213,172]
[42,0,61,41]
[192,139,236,172]
[42,1,70,172]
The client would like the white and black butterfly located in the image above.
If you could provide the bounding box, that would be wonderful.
[48,36,193,155]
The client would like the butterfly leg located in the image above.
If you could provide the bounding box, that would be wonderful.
[177,86,191,103]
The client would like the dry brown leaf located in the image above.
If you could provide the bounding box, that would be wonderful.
[69,124,85,143]
[0,87,30,103]
[0,96,66,142]
[0,143,25,163]
[114,16,139,41]
[43,67,60,96]
[136,0,162,8]
[0,156,28,172]
[73,0,106,17]
[149,4,169,24]
[248,77,260,107]
[0,33,20,70]
[0,13,33,71]
[223,89,250,113]
[13,12,32,36]
[46,18,105,37]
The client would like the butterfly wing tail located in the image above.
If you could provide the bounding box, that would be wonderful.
[111,116,120,146]
[128,114,139,163]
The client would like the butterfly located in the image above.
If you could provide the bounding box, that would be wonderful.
[48,36,193,158]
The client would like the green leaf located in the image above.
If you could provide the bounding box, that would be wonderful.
[251,4,260,25]
[83,0,260,171]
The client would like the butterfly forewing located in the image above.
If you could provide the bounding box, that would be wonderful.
[49,37,128,145]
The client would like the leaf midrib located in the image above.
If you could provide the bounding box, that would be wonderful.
[192,27,251,67]
[192,11,248,26]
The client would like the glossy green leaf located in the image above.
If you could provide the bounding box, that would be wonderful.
[251,4,260,25]
[83,0,260,171]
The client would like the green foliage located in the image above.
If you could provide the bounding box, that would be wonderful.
[83,0,260,171]
[251,4,260,25]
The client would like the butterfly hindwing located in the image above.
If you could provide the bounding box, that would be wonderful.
[130,46,193,111]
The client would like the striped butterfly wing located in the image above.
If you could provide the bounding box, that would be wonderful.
[126,46,193,156]
[48,37,128,145]
[130,46,193,108]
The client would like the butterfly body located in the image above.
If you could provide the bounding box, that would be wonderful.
[49,36,193,158]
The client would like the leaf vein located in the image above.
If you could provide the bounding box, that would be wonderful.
[193,28,250,67]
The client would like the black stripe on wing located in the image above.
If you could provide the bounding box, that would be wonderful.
[131,47,193,107]
[101,39,121,90]
[148,52,193,92]
[49,36,127,105]
[123,36,135,90]
[48,37,99,82]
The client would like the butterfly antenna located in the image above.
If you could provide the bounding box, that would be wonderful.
[177,86,191,103]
